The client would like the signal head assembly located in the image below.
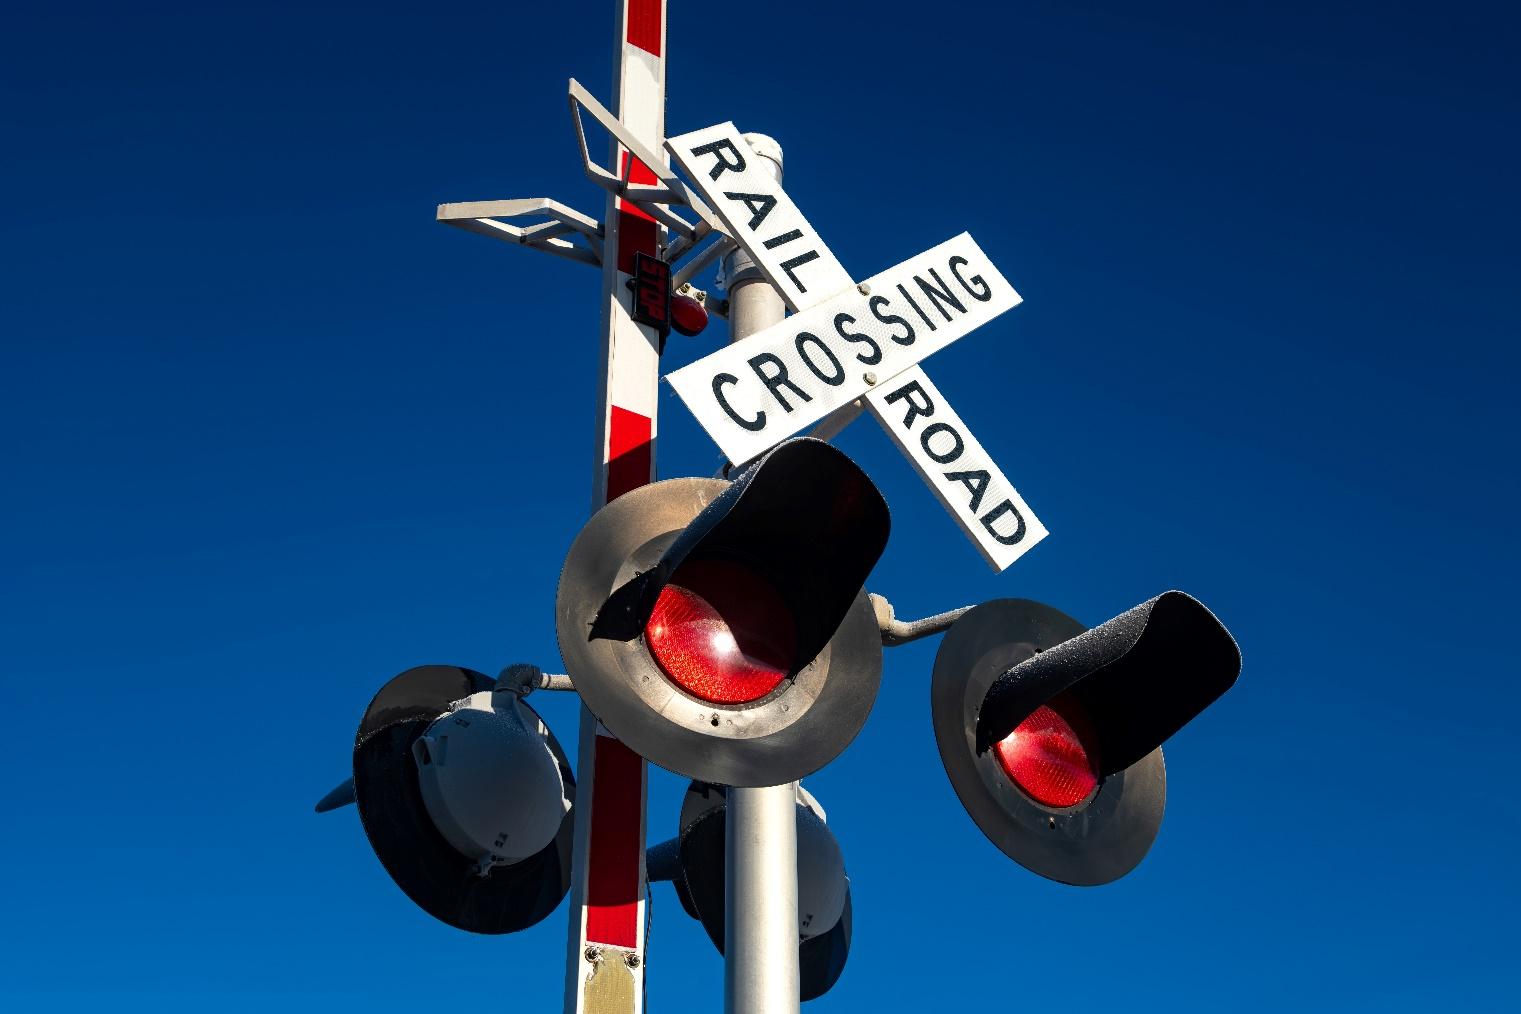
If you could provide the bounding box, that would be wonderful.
[348,665,575,933]
[556,438,890,787]
[931,593,1240,885]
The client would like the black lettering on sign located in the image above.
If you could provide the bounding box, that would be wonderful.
[690,138,747,180]
[945,469,991,512]
[748,353,813,412]
[723,192,777,231]
[868,295,915,346]
[915,268,966,322]
[713,373,766,431]
[762,229,804,250]
[833,312,881,365]
[779,250,822,293]
[920,422,965,464]
[882,380,935,428]
[795,332,845,386]
[949,255,993,302]
[896,283,938,331]
[980,500,1028,545]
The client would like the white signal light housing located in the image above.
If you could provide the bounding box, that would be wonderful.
[411,690,571,874]
[794,803,847,941]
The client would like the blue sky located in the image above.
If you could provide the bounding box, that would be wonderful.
[3,1,1518,1010]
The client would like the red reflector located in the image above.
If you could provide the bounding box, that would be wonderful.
[644,558,795,705]
[670,293,709,337]
[993,704,1098,808]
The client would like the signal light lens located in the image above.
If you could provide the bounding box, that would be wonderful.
[993,704,1098,808]
[645,558,795,705]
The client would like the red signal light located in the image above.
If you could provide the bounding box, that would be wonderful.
[993,702,1098,808]
[644,558,796,705]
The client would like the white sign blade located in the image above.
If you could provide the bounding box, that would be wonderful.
[864,366,1047,571]
[665,232,1020,466]
[666,123,854,312]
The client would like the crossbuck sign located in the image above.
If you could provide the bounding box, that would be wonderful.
[665,124,1048,571]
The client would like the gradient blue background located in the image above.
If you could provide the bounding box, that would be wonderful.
[4,1,1517,1010]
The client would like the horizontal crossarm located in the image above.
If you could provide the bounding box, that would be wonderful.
[567,78,728,241]
[436,197,604,268]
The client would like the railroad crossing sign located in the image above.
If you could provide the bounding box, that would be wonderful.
[666,123,1048,571]
[319,9,1249,1014]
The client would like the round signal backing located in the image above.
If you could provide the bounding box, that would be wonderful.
[675,782,851,1002]
[931,601,1166,886]
[352,665,574,934]
[556,478,882,787]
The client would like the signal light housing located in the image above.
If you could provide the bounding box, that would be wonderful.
[347,665,575,933]
[556,438,890,786]
[650,781,852,1002]
[931,593,1240,885]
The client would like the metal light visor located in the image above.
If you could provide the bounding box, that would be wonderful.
[974,591,1242,775]
[356,663,492,745]
[589,437,890,674]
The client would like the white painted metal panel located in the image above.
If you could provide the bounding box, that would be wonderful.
[864,366,1047,571]
[667,123,853,312]
[665,232,1020,466]
[564,4,663,1014]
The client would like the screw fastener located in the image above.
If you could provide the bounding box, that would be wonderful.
[857,282,870,295]
[864,372,878,386]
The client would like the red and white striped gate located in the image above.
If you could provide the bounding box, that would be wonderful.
[564,2,667,1012]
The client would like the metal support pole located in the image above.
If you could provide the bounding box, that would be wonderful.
[726,784,800,1013]
[720,132,800,1014]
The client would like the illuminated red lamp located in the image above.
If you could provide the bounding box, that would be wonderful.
[670,293,710,337]
[644,558,795,705]
[993,703,1099,808]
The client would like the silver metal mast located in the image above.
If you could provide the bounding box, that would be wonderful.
[721,133,801,1014]
[725,783,800,1013]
